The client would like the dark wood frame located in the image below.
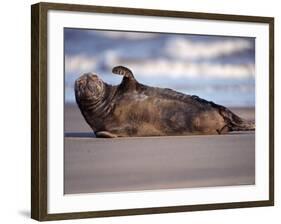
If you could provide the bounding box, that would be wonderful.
[31,2,274,221]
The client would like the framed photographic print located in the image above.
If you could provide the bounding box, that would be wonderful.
[31,2,274,221]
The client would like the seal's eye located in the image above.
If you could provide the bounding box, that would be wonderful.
[78,79,86,86]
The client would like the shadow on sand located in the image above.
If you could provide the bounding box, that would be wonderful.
[65,132,96,138]
[64,131,254,139]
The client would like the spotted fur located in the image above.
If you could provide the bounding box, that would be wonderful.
[75,66,255,138]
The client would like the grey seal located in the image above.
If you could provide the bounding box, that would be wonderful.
[75,66,255,137]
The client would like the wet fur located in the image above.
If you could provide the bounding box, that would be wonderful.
[75,66,255,137]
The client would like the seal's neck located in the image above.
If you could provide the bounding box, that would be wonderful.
[93,84,116,114]
[78,84,116,123]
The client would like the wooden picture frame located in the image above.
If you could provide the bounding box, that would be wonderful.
[31,2,274,221]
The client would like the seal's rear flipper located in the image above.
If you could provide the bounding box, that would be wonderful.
[112,66,135,80]
[231,121,255,131]
[217,125,231,135]
[95,131,118,138]
[218,106,255,131]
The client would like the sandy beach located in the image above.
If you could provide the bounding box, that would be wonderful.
[64,104,255,194]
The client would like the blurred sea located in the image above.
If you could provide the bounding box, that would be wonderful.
[64,28,255,107]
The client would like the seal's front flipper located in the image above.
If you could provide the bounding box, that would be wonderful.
[112,66,135,80]
[112,65,139,91]
[95,131,118,138]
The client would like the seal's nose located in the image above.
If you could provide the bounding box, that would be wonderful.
[80,73,92,80]
[81,73,98,81]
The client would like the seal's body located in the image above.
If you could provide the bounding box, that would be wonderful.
[75,66,255,138]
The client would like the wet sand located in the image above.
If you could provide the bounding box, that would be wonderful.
[64,104,255,194]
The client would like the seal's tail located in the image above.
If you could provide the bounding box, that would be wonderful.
[218,106,255,131]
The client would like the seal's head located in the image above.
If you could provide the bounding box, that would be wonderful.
[75,73,105,102]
